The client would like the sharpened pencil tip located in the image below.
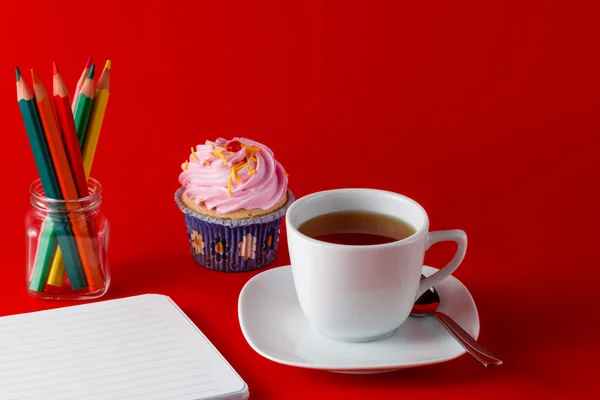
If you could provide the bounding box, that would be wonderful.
[53,61,59,75]
[104,60,111,70]
[15,67,21,81]
[31,69,40,84]
[87,65,95,79]
[85,56,93,69]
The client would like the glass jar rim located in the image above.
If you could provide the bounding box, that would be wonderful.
[29,178,103,205]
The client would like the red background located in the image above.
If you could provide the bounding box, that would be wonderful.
[1,1,598,398]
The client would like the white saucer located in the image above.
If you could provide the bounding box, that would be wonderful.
[238,265,480,373]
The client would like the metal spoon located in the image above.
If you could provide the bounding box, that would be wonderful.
[411,277,502,367]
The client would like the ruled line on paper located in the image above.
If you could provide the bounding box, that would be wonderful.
[0,312,158,340]
[156,389,224,400]
[0,302,149,328]
[0,320,169,350]
[0,332,176,360]
[0,345,188,382]
[3,363,209,398]
[0,340,181,373]
[85,381,220,400]
[0,337,181,386]
[0,326,173,361]
[0,347,190,376]
[34,379,219,400]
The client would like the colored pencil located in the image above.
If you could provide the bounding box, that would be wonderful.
[17,67,87,291]
[53,62,88,196]
[31,70,105,292]
[82,60,111,176]
[72,57,92,110]
[44,62,93,287]
[73,65,95,145]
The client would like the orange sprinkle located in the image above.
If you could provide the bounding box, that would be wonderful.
[227,178,232,196]
[204,160,211,166]
[191,147,198,161]
[214,148,223,155]
[283,171,289,177]
[250,156,257,162]
[183,160,189,170]
[219,154,227,165]
[209,152,216,158]
[236,175,241,184]
[231,169,236,181]
[248,168,256,176]
[234,161,250,171]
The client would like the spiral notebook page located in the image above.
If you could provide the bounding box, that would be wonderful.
[0,294,248,400]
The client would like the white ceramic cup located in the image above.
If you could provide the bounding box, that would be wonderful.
[286,189,467,342]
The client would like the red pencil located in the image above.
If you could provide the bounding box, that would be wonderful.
[52,62,88,197]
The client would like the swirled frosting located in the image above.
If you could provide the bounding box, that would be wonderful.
[179,138,289,214]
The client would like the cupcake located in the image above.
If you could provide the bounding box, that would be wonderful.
[175,137,293,272]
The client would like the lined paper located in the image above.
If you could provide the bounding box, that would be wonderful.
[0,294,248,400]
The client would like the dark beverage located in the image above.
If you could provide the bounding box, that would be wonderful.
[298,211,416,246]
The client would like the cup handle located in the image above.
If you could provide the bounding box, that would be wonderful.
[416,230,468,299]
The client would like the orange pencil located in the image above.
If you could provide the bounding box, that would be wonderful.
[31,69,105,292]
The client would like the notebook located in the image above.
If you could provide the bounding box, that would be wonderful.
[0,294,249,400]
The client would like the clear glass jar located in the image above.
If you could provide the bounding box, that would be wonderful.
[26,178,110,300]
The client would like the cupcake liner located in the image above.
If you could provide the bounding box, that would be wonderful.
[175,188,294,272]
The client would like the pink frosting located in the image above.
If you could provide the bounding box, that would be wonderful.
[179,138,289,214]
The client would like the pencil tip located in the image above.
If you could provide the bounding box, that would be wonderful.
[104,60,111,70]
[53,61,59,75]
[86,56,93,69]
[15,67,21,81]
[31,69,40,84]
[87,64,95,79]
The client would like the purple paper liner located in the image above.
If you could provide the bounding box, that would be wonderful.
[175,188,294,272]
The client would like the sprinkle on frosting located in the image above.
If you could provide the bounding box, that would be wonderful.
[179,137,288,213]
[234,161,249,171]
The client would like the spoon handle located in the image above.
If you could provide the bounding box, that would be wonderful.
[433,312,503,367]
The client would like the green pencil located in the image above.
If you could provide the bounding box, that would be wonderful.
[16,67,88,291]
[73,65,95,145]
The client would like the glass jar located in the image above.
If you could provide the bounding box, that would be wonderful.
[26,178,110,300]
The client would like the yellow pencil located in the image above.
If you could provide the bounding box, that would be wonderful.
[47,60,112,286]
[82,60,111,176]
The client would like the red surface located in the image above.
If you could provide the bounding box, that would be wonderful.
[1,1,598,398]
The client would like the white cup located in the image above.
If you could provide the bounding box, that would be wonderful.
[286,189,467,342]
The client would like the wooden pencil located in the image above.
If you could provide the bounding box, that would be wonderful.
[73,65,95,145]
[82,60,111,176]
[72,57,92,110]
[53,62,88,196]
[31,69,104,292]
[17,67,87,291]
